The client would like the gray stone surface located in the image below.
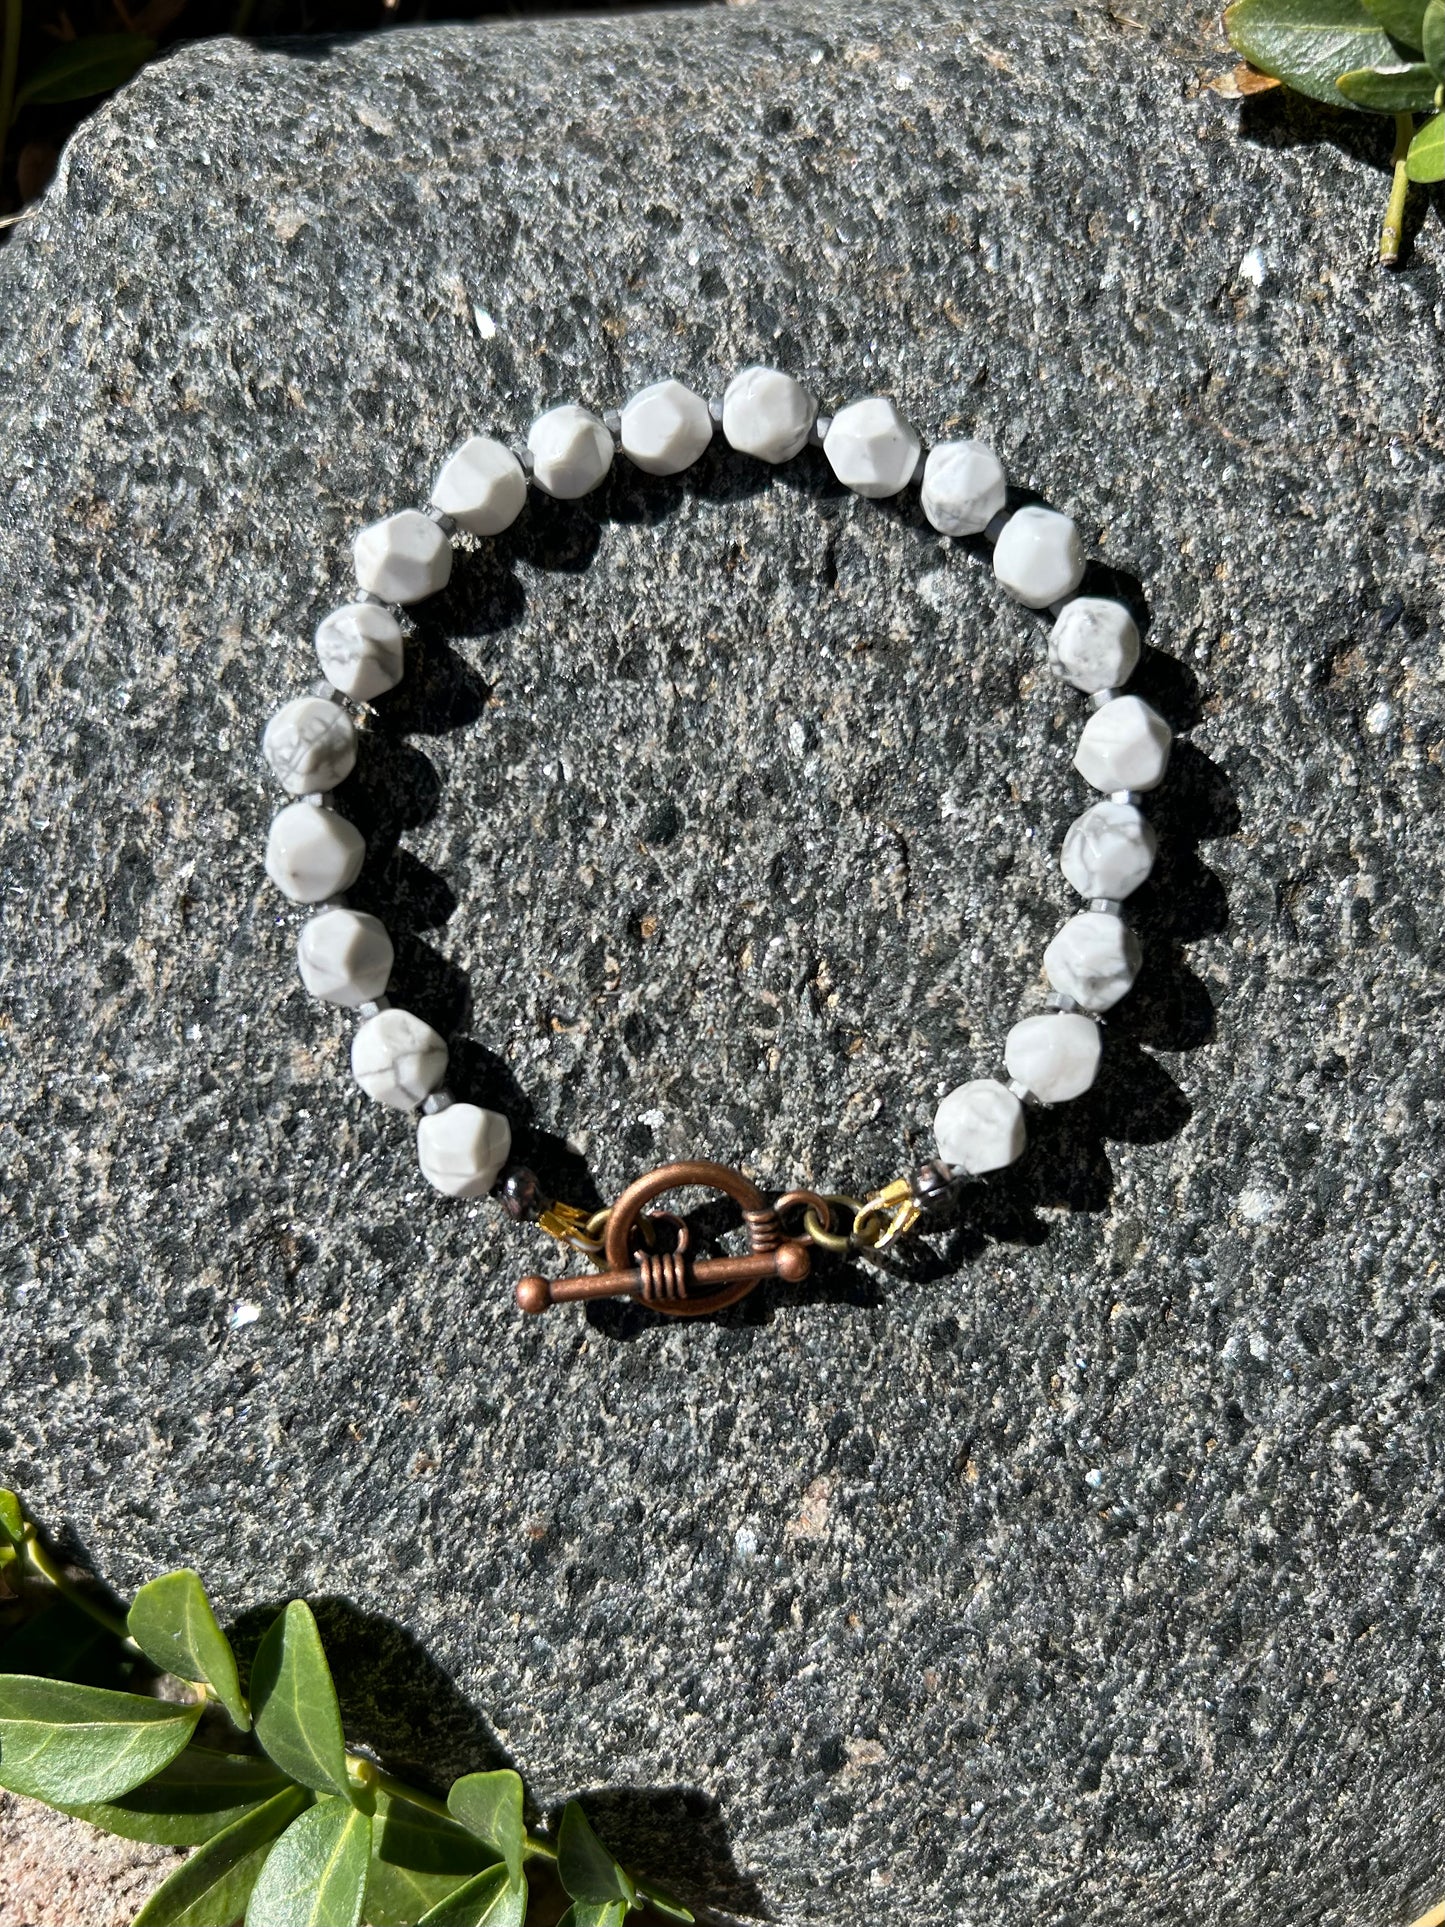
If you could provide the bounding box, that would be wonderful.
[2,2,1444,1922]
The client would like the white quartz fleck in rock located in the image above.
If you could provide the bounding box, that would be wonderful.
[1074,694,1172,793]
[264,804,365,903]
[353,509,453,604]
[1060,799,1157,900]
[527,405,613,498]
[933,1078,1026,1176]
[620,379,713,475]
[721,365,817,463]
[823,397,922,499]
[1004,1012,1101,1104]
[296,907,393,1008]
[262,697,356,795]
[992,505,1085,608]
[1048,597,1140,693]
[351,1008,447,1111]
[417,1102,513,1197]
[920,439,1006,537]
[430,435,527,535]
[1044,912,1142,1012]
[315,603,404,702]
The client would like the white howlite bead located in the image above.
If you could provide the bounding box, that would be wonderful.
[1074,695,1172,794]
[1004,1013,1101,1105]
[430,436,528,536]
[620,380,713,475]
[315,603,404,702]
[1048,597,1141,693]
[1061,799,1157,900]
[920,439,1006,537]
[262,697,357,796]
[933,1079,1026,1176]
[353,509,453,605]
[823,397,922,499]
[297,908,393,1008]
[416,1103,513,1198]
[264,804,365,904]
[351,1007,447,1111]
[1044,912,1142,1013]
[721,366,817,463]
[527,406,614,498]
[992,505,1086,608]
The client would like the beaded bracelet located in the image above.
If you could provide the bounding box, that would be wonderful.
[258,367,1175,1319]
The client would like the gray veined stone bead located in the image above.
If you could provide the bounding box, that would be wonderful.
[351,1007,448,1111]
[933,1078,1026,1176]
[429,435,528,535]
[296,907,394,1008]
[1074,694,1172,794]
[721,365,817,463]
[264,803,365,903]
[1061,798,1157,900]
[262,696,357,795]
[992,504,1086,608]
[314,602,405,702]
[527,405,614,498]
[416,1102,513,1197]
[1004,1011,1101,1104]
[823,396,922,499]
[920,439,1006,537]
[353,508,453,604]
[1043,911,1142,1012]
[1048,596,1141,693]
[620,379,714,475]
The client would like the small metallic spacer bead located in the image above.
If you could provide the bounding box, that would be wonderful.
[1007,1076,1039,1107]
[602,408,622,444]
[500,1164,552,1221]
[1046,990,1083,1014]
[356,996,391,1019]
[911,1160,963,1214]
[421,1090,454,1116]
[424,505,458,536]
[300,791,332,808]
[1109,789,1142,806]
[1090,687,1120,710]
[708,396,725,424]
[318,895,349,912]
[910,446,928,486]
[1089,898,1125,917]
[512,445,536,478]
[983,509,1011,544]
[357,590,389,607]
[311,677,344,703]
[810,413,833,446]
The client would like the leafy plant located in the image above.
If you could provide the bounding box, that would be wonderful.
[1225,0,1445,262]
[0,1492,695,1927]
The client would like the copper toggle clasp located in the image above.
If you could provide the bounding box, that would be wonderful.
[515,1160,811,1317]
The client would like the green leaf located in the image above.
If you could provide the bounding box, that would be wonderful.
[0,1491,24,1549]
[1424,0,1445,74]
[0,1675,201,1804]
[128,1569,250,1731]
[1361,0,1429,45]
[244,1796,372,1927]
[14,33,155,108]
[447,1770,526,1884]
[132,1785,311,1926]
[364,1858,475,1927]
[557,1905,629,1927]
[558,1801,636,1909]
[1337,57,1439,103]
[1225,0,1402,106]
[1407,103,1445,170]
[417,1863,527,1927]
[249,1603,350,1798]
[62,1748,291,1846]
[633,1874,695,1922]
[374,1790,497,1877]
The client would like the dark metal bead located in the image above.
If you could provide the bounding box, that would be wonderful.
[500,1165,551,1221]
[911,1161,963,1215]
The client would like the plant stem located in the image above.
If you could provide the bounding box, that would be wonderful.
[371,1768,558,1860]
[18,1525,134,1647]
[1381,112,1414,267]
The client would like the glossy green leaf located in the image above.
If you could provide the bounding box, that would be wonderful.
[0,1675,201,1804]
[132,1785,310,1926]
[417,1863,527,1927]
[633,1874,695,1922]
[558,1801,636,1908]
[364,1857,475,1927]
[447,1770,525,1884]
[245,1796,372,1927]
[0,1490,24,1548]
[1407,104,1445,170]
[374,1790,497,1876]
[14,33,155,107]
[249,1603,350,1797]
[129,1569,250,1731]
[1424,0,1445,75]
[1337,57,1439,103]
[1361,0,1429,45]
[63,1748,291,1846]
[557,1904,629,1927]
[1225,0,1402,105]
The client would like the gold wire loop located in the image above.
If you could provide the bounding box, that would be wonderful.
[851,1177,923,1252]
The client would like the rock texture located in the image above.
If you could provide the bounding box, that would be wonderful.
[2,4,1444,1924]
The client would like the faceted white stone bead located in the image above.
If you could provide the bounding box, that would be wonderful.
[920,439,1006,537]
[620,380,713,476]
[527,405,614,499]
[721,365,817,464]
[1074,695,1172,794]
[1048,597,1140,694]
[416,1103,513,1198]
[1060,799,1157,900]
[1004,1012,1101,1105]
[353,509,453,605]
[264,804,365,904]
[351,1008,447,1111]
[430,435,527,536]
[992,505,1085,609]
[933,1078,1026,1176]
[1044,912,1142,1013]
[262,697,356,796]
[296,908,393,1008]
[823,397,922,499]
[315,603,404,702]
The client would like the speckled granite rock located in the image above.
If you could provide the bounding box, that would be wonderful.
[2,4,1444,1923]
